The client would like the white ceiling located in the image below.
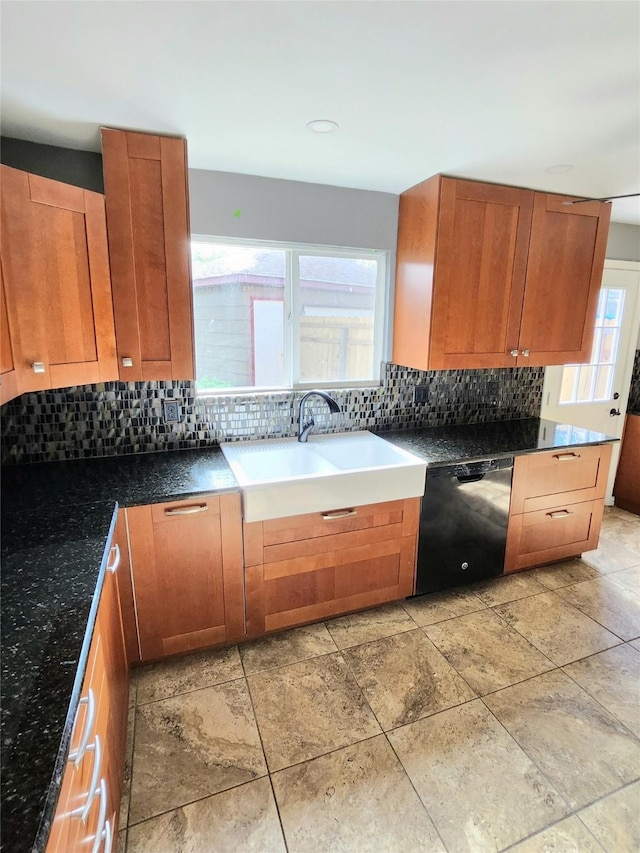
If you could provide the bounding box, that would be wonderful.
[2,1,639,224]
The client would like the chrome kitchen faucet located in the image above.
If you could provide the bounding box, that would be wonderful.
[297,390,340,442]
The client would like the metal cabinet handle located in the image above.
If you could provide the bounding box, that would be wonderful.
[552,452,581,461]
[521,349,530,357]
[101,818,113,853]
[32,362,46,374]
[91,779,110,853]
[322,509,357,520]
[546,509,573,518]
[510,349,519,357]
[68,689,95,767]
[70,734,102,823]
[106,543,120,574]
[121,357,134,368]
[164,504,208,516]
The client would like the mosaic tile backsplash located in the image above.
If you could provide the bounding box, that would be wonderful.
[0,363,544,465]
[628,349,640,415]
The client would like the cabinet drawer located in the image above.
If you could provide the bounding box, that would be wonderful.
[263,537,417,633]
[510,445,611,514]
[246,499,413,566]
[505,499,604,573]
[244,498,420,637]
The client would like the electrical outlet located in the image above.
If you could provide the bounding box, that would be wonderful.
[163,400,180,423]
[486,380,499,396]
[413,385,430,403]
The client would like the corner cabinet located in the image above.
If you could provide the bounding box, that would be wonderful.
[0,165,118,398]
[47,529,128,853]
[613,414,640,515]
[243,498,420,637]
[126,493,244,660]
[505,444,612,572]
[392,175,611,371]
[101,128,195,382]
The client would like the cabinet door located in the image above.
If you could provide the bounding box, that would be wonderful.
[98,546,129,826]
[0,264,19,403]
[127,493,243,660]
[430,178,533,369]
[0,165,118,392]
[101,129,194,381]
[518,193,611,366]
[112,510,140,664]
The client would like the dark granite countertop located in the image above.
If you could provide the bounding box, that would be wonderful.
[376,417,618,467]
[1,447,238,853]
[0,426,618,852]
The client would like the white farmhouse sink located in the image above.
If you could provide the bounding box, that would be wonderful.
[221,431,427,522]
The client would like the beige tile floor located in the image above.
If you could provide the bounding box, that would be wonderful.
[119,507,640,852]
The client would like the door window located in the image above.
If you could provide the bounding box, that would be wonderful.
[559,287,626,405]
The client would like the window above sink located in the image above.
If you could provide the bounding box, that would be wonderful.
[191,237,388,395]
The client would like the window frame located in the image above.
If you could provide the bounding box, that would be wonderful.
[191,234,389,396]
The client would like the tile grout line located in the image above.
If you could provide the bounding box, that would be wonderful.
[559,662,640,744]
[485,589,625,665]
[381,729,449,853]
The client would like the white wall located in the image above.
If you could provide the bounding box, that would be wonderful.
[607,222,640,263]
[188,168,399,251]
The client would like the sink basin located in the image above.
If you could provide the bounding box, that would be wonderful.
[221,431,426,522]
[229,443,337,481]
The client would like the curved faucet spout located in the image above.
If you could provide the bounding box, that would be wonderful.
[297,390,340,442]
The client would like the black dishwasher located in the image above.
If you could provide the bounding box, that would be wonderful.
[415,457,514,596]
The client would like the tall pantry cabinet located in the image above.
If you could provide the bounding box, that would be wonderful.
[101,129,195,382]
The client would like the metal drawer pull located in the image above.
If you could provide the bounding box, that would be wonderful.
[106,543,120,574]
[91,779,110,853]
[68,689,95,766]
[322,509,357,520]
[546,510,573,518]
[31,361,46,374]
[70,734,102,823]
[552,452,581,461]
[164,504,208,516]
[100,818,113,853]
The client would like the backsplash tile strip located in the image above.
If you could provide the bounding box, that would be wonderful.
[0,363,544,465]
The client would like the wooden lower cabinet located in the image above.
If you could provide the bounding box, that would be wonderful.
[47,530,128,852]
[126,492,244,660]
[614,414,640,515]
[244,498,420,636]
[505,444,612,573]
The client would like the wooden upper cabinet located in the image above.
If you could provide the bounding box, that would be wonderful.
[0,165,118,395]
[392,175,611,371]
[101,129,195,381]
[0,264,19,404]
[519,193,611,366]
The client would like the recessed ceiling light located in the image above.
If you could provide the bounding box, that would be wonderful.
[545,164,574,174]
[306,119,339,134]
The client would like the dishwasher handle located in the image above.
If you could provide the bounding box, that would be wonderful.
[456,473,486,484]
